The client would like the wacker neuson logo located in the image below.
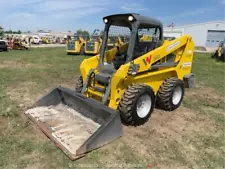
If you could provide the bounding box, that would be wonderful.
[167,41,180,51]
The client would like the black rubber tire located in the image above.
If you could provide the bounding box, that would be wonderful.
[80,46,85,55]
[75,76,83,93]
[156,77,184,111]
[119,83,155,126]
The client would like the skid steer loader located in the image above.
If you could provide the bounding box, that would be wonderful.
[211,41,225,62]
[85,35,102,55]
[42,37,51,44]
[66,35,86,55]
[25,13,195,160]
[13,39,29,50]
[140,35,152,42]
[107,36,124,50]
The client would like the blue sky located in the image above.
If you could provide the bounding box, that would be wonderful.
[0,0,224,32]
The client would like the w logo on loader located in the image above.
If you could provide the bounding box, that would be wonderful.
[143,55,152,65]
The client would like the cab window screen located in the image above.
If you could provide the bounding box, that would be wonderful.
[106,25,131,50]
[137,28,160,42]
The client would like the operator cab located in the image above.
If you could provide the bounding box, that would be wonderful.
[89,35,101,42]
[81,14,164,104]
[99,13,163,72]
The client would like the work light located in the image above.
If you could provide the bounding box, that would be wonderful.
[104,19,108,23]
[128,16,134,21]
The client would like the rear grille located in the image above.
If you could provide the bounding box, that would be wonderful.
[67,42,75,50]
[86,42,95,51]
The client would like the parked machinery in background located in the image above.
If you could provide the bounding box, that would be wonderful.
[85,35,102,55]
[107,36,125,50]
[0,40,8,52]
[12,38,29,50]
[41,37,51,44]
[66,35,86,55]
[211,41,225,62]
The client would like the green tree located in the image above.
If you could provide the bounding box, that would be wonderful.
[76,29,82,35]
[12,30,21,34]
[82,30,89,36]
[76,29,90,37]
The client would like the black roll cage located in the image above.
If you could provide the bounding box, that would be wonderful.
[99,13,163,71]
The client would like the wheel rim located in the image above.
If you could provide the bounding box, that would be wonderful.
[136,94,152,118]
[172,86,182,105]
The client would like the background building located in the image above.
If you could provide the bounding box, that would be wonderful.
[164,21,225,48]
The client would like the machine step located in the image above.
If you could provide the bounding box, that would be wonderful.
[91,86,106,93]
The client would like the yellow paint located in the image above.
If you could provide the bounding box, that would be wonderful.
[85,37,102,55]
[66,36,86,54]
[79,34,195,110]
[218,46,222,57]
[107,36,125,49]
[140,35,152,42]
[42,37,51,44]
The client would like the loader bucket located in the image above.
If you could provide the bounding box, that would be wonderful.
[24,86,123,160]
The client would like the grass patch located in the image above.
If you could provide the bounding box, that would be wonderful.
[0,48,89,169]
[183,96,225,125]
[0,48,144,169]
[183,52,225,124]
[192,52,225,93]
[0,49,225,169]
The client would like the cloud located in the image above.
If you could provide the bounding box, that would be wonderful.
[159,7,216,20]
[121,3,148,12]
[0,0,110,31]
[36,0,109,13]
[0,1,222,31]
[0,0,42,11]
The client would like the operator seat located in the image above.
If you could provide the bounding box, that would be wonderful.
[95,45,127,85]
[133,42,158,59]
[133,36,162,59]
[112,46,127,69]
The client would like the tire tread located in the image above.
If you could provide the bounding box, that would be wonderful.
[119,83,155,126]
[75,76,83,93]
[156,77,184,111]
